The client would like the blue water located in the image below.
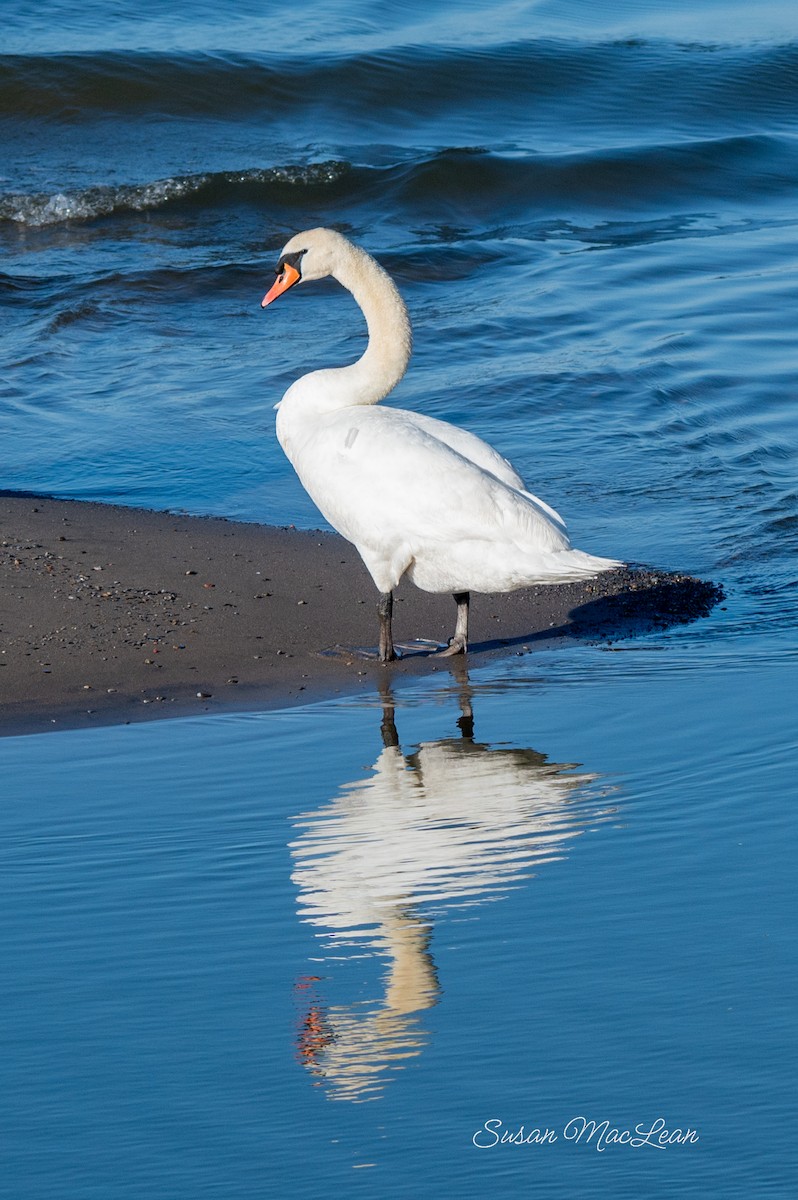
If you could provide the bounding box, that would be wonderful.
[2,0,798,1195]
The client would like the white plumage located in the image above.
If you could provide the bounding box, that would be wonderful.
[262,227,621,659]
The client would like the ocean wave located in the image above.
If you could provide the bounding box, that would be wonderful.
[0,163,352,227]
[3,39,798,132]
[4,137,798,229]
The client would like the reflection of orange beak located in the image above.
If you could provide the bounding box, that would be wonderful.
[261,262,301,307]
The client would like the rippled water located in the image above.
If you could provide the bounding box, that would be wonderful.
[2,0,798,1195]
[3,646,796,1196]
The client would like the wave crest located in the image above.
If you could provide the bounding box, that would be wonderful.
[3,135,797,230]
[0,162,351,227]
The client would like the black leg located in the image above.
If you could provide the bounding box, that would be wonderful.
[378,590,397,663]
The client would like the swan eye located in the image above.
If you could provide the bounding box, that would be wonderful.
[278,249,306,278]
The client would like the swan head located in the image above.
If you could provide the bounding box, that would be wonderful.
[261,227,347,307]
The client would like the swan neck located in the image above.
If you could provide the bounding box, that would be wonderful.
[336,243,412,405]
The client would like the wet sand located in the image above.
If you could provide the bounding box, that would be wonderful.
[0,493,724,735]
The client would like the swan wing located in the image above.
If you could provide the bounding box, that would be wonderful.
[297,409,563,542]
[403,409,567,532]
[286,407,597,591]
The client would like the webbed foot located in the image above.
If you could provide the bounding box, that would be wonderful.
[435,635,467,658]
[434,592,470,657]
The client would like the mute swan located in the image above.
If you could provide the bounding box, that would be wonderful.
[262,228,621,661]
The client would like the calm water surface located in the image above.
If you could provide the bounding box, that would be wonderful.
[2,0,798,1195]
[2,639,796,1197]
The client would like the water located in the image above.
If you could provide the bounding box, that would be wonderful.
[2,1,798,1195]
[3,649,796,1196]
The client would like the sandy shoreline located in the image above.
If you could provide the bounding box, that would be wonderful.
[0,493,723,736]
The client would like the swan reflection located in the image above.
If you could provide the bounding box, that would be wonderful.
[289,676,615,1102]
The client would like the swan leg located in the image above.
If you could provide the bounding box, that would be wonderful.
[437,591,469,657]
[378,591,398,663]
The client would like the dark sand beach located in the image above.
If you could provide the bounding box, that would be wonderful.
[0,493,723,735]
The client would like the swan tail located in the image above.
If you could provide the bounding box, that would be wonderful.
[540,549,624,582]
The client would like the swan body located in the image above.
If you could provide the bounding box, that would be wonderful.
[262,228,621,659]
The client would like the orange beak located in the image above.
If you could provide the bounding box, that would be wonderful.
[261,262,301,307]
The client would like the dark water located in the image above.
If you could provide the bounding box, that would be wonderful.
[2,1,798,1196]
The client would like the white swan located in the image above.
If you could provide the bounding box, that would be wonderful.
[262,228,621,661]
